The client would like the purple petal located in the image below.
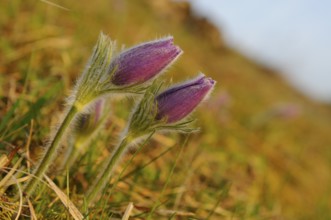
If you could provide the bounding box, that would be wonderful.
[110,37,182,86]
[156,74,215,123]
[93,99,104,125]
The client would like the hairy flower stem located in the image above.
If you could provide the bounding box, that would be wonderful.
[85,136,131,206]
[24,105,78,198]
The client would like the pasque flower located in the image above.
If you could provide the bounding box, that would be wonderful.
[156,74,215,123]
[23,33,183,198]
[110,37,182,86]
[75,99,105,135]
[85,74,215,205]
[126,74,216,138]
[59,99,109,170]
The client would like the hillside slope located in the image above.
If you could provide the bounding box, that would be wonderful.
[1,0,331,219]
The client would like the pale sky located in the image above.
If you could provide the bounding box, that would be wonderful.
[190,0,331,102]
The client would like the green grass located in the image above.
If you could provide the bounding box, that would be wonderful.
[1,0,331,219]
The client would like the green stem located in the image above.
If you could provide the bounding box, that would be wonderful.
[85,137,129,206]
[24,105,78,198]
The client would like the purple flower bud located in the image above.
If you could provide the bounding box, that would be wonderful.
[110,37,182,86]
[93,99,104,124]
[76,99,105,133]
[155,74,215,123]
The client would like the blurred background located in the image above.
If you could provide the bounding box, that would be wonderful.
[190,0,331,102]
[1,0,331,219]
